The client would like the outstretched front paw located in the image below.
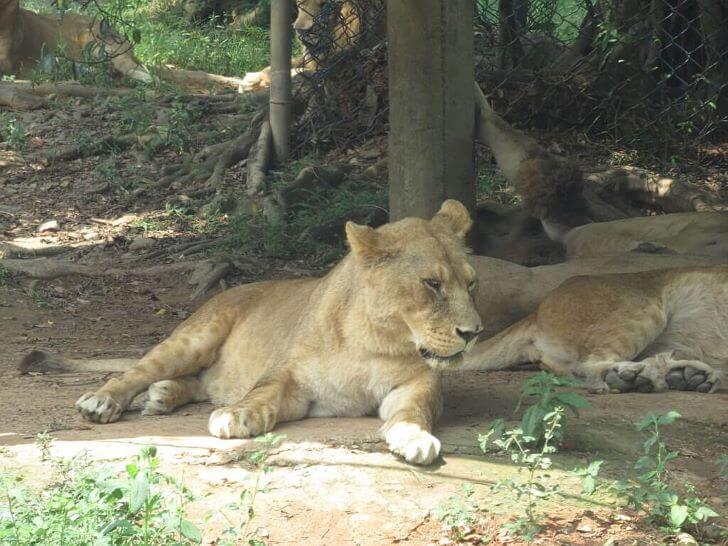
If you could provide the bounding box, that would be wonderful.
[384,422,441,465]
[76,392,123,423]
[208,405,274,439]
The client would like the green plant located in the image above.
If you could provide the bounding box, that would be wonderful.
[0,265,10,286]
[1,442,202,545]
[30,290,50,308]
[434,482,480,543]
[485,372,589,450]
[571,459,604,495]
[1,117,28,151]
[217,433,284,546]
[482,407,565,540]
[615,411,719,535]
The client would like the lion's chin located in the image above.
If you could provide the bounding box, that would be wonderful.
[418,348,465,371]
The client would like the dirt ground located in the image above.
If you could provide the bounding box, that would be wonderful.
[1,95,727,545]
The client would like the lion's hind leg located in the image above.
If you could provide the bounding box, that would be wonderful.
[576,353,720,394]
[77,307,237,424]
[141,377,209,416]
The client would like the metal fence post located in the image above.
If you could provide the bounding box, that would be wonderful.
[270,0,292,164]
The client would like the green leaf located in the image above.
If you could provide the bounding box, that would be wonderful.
[669,504,688,528]
[657,411,681,426]
[129,471,149,514]
[180,520,202,543]
[581,475,596,495]
[692,505,718,520]
[553,392,591,411]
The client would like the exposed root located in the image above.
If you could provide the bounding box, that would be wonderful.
[246,120,272,195]
[0,81,135,110]
[154,108,268,191]
[0,257,217,281]
[188,260,233,300]
[43,134,137,162]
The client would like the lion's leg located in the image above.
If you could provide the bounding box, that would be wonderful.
[379,371,443,465]
[76,315,232,423]
[575,353,720,394]
[141,376,209,416]
[207,369,309,439]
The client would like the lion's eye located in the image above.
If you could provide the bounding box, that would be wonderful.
[423,279,442,293]
[468,280,476,292]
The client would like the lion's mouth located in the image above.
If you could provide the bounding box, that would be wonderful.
[418,347,464,363]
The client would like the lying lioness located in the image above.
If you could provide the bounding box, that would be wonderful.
[465,266,727,394]
[550,211,728,259]
[0,0,148,80]
[75,201,482,465]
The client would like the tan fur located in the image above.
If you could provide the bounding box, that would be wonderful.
[74,201,482,465]
[474,83,728,265]
[474,83,585,222]
[241,0,384,91]
[465,266,728,394]
[560,211,728,259]
[0,0,148,81]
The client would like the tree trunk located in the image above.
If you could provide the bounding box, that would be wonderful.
[387,0,476,223]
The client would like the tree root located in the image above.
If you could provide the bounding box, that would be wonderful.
[153,108,268,192]
[246,119,272,195]
[0,81,135,110]
[0,257,221,282]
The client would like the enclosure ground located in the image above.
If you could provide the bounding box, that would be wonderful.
[2,88,727,545]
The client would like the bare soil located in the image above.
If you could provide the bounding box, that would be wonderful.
[1,95,727,545]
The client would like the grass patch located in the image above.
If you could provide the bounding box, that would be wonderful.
[20,0,270,77]
[226,176,387,263]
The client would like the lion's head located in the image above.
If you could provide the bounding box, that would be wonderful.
[345,200,483,370]
[293,0,371,59]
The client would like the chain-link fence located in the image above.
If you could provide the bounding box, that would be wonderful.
[289,0,727,157]
[290,0,388,156]
[476,0,728,149]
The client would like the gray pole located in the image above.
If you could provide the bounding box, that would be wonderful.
[270,0,292,164]
[387,0,476,222]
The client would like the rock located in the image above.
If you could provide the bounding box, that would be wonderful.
[675,532,698,545]
[37,220,60,232]
[128,237,157,251]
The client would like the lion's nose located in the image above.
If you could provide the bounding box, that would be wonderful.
[456,327,482,343]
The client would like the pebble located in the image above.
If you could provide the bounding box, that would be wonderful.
[37,220,60,232]
[128,237,157,251]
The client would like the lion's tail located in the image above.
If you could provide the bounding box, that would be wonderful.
[18,350,137,374]
[474,83,585,222]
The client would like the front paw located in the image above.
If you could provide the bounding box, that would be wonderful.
[76,392,123,424]
[208,405,273,439]
[384,422,441,465]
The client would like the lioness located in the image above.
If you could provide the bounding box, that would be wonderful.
[0,0,148,81]
[74,201,482,465]
[241,0,384,91]
[465,266,727,394]
[473,83,728,265]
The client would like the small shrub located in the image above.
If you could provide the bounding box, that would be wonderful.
[615,411,719,535]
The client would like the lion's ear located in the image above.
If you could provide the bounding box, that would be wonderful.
[432,199,472,240]
[345,221,393,264]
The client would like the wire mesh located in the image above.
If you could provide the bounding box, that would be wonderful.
[289,0,728,157]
